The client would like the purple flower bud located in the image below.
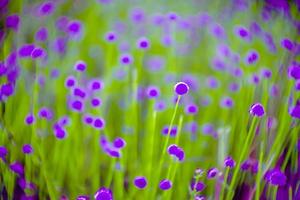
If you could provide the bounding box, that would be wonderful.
[67,20,82,38]
[137,37,150,49]
[105,31,117,42]
[260,68,272,79]
[22,144,33,154]
[245,50,259,65]
[185,103,198,114]
[113,137,126,149]
[224,156,236,168]
[6,14,20,31]
[167,144,179,155]
[35,27,48,41]
[39,1,55,16]
[65,76,76,88]
[19,44,35,58]
[9,161,24,175]
[93,118,105,130]
[0,146,8,159]
[220,97,234,108]
[91,98,102,107]
[241,160,250,171]
[130,7,145,23]
[70,100,84,112]
[24,113,35,125]
[73,87,86,99]
[38,107,53,120]
[191,181,206,192]
[207,168,218,179]
[146,86,160,98]
[250,103,265,117]
[83,114,94,125]
[120,54,133,65]
[281,38,294,51]
[206,77,219,88]
[74,60,86,72]
[31,47,46,59]
[159,179,172,190]
[133,176,148,189]
[94,187,113,200]
[174,82,189,95]
[146,56,165,72]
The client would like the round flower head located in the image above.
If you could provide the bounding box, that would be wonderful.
[159,179,172,190]
[6,14,20,31]
[133,176,148,189]
[155,100,166,111]
[74,60,86,72]
[250,103,265,117]
[260,68,272,79]
[1,83,14,97]
[137,37,150,49]
[65,76,76,88]
[295,80,300,91]
[19,44,35,58]
[250,74,260,85]
[224,156,235,168]
[73,87,86,99]
[88,79,103,91]
[56,16,69,32]
[67,20,82,38]
[130,7,145,23]
[9,162,24,175]
[167,12,178,21]
[94,187,113,200]
[120,54,133,65]
[38,107,53,120]
[31,47,46,59]
[162,125,177,137]
[22,144,33,154]
[206,77,219,89]
[174,82,189,95]
[281,38,294,51]
[25,113,35,125]
[207,168,218,179]
[268,170,286,186]
[93,117,105,130]
[228,82,240,92]
[35,27,48,41]
[53,37,67,55]
[245,50,259,65]
[167,144,179,155]
[105,31,117,42]
[83,114,94,125]
[191,181,206,192]
[113,137,126,149]
[0,146,8,159]
[39,1,55,16]
[54,126,67,139]
[146,86,160,98]
[91,98,102,107]
[220,97,234,108]
[234,26,251,41]
[107,149,120,158]
[70,100,84,112]
[185,103,198,115]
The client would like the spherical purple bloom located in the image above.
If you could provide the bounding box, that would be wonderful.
[289,105,300,119]
[174,82,189,95]
[159,179,172,190]
[22,144,33,154]
[73,87,86,99]
[120,54,133,65]
[1,83,14,97]
[234,26,251,41]
[146,56,165,72]
[167,144,179,155]
[155,100,166,111]
[35,27,48,41]
[266,170,287,186]
[19,44,35,58]
[71,100,84,112]
[105,31,117,42]
[65,76,76,88]
[229,82,240,92]
[74,60,86,72]
[176,147,185,161]
[54,126,67,139]
[224,156,235,168]
[295,80,300,91]
[220,97,234,108]
[146,86,160,98]
[56,16,69,32]
[250,103,265,117]
[245,50,259,65]
[251,74,260,85]
[167,12,178,21]
[113,137,126,149]
[191,181,206,192]
[185,103,198,114]
[93,118,105,130]
[260,68,272,79]
[83,114,94,125]
[24,113,35,125]
[133,176,148,189]
[206,77,219,89]
[281,38,294,51]
[94,187,113,200]
[91,98,101,107]
[0,146,8,159]
[137,37,150,49]
[9,161,24,175]
[107,149,120,158]
[39,1,55,16]
[53,37,67,54]
[6,14,20,31]
[211,57,226,71]
[241,160,250,171]
[207,168,218,179]
[38,107,53,120]
[67,20,82,37]
[88,79,103,91]
[130,7,145,23]
[31,47,46,59]
[162,126,177,137]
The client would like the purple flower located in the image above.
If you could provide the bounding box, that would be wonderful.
[265,169,286,186]
[22,144,33,154]
[137,37,150,49]
[65,76,76,88]
[245,50,259,65]
[31,47,46,59]
[91,98,102,107]
[105,31,117,42]
[35,27,48,41]
[167,144,185,161]
[0,146,8,159]
[281,38,294,51]
[9,161,24,175]
[77,195,90,200]
[113,137,126,149]
[74,60,87,72]
[39,1,55,16]
[93,118,105,130]
[120,54,133,65]
[88,79,103,91]
[185,103,198,115]
[54,126,67,139]
[83,114,94,125]
[38,107,53,120]
[191,181,206,192]
[6,14,20,31]
[67,20,82,38]
[94,187,113,200]
[19,44,35,58]
[146,86,160,98]
[133,176,148,189]
[159,179,172,190]
[250,103,265,117]
[70,100,84,112]
[224,156,236,168]
[207,168,218,179]
[174,82,189,95]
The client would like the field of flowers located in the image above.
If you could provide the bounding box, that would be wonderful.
[0,0,300,199]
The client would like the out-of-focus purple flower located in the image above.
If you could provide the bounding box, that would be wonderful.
[6,14,20,31]
[224,156,236,168]
[10,161,24,175]
[250,103,265,117]
[94,187,113,200]
[191,181,206,192]
[133,176,148,189]
[22,144,33,154]
[159,179,172,190]
[207,168,218,179]
[0,146,8,160]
